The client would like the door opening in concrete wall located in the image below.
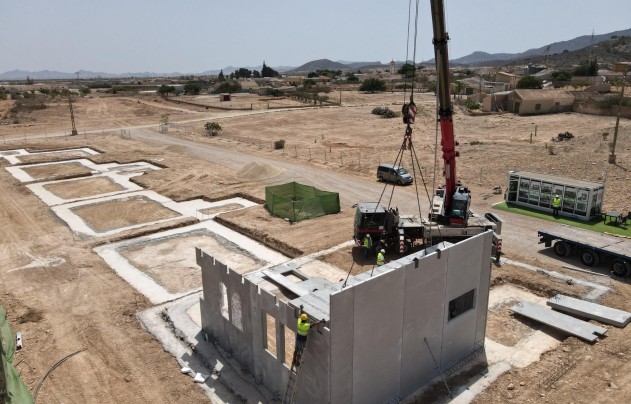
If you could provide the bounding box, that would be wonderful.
[219,282,229,320]
[264,313,277,358]
[283,324,296,367]
[448,289,476,321]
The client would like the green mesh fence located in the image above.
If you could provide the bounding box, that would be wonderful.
[1,304,34,404]
[265,182,340,222]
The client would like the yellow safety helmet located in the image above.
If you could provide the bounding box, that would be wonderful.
[300,314,308,321]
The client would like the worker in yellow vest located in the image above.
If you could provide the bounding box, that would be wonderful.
[552,194,561,217]
[362,234,373,258]
[292,307,325,367]
[377,249,386,266]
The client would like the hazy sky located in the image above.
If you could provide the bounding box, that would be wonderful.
[1,0,630,73]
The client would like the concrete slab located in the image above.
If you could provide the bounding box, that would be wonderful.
[52,190,186,237]
[547,294,631,327]
[95,220,287,304]
[0,147,99,165]
[510,301,607,343]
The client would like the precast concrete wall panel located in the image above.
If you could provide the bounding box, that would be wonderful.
[330,286,356,403]
[475,232,493,349]
[441,233,491,368]
[352,269,405,404]
[399,250,448,397]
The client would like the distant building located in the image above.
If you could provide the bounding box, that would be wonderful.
[506,89,574,115]
[495,72,520,91]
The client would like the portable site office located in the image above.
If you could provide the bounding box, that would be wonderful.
[506,170,605,221]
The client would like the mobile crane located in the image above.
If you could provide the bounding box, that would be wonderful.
[354,0,502,255]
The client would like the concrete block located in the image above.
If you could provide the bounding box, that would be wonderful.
[547,294,631,328]
[511,301,607,342]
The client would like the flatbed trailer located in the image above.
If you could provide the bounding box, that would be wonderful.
[538,225,631,277]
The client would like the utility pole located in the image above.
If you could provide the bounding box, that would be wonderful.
[609,62,629,164]
[69,98,79,136]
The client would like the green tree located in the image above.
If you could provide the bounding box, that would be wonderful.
[397,63,415,78]
[234,68,252,79]
[516,75,543,89]
[216,81,241,93]
[574,58,599,76]
[218,70,225,82]
[204,121,222,136]
[262,62,279,77]
[184,83,202,95]
[158,84,176,96]
[360,78,387,93]
[454,80,465,99]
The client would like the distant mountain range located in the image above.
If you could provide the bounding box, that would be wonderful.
[2,27,629,81]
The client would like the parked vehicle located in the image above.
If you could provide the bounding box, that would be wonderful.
[377,163,413,185]
[538,225,631,277]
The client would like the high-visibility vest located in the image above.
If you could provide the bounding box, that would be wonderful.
[552,197,561,208]
[297,319,310,336]
[377,252,385,265]
[363,235,372,247]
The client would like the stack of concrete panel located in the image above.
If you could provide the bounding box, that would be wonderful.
[547,294,631,328]
[511,301,607,343]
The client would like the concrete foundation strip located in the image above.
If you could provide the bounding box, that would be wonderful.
[547,294,631,327]
[510,301,607,343]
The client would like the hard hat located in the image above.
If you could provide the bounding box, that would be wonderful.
[300,314,308,321]
[381,249,385,253]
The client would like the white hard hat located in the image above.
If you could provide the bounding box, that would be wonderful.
[381,249,385,253]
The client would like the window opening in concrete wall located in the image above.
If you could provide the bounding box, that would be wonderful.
[264,313,277,358]
[231,293,243,331]
[448,289,475,321]
[283,324,296,367]
[219,282,229,320]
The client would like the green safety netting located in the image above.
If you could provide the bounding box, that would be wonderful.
[265,182,340,223]
[1,303,33,404]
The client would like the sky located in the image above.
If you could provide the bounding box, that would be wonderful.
[1,0,631,74]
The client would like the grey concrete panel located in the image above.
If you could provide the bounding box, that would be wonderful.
[294,324,331,403]
[400,248,448,397]
[547,294,631,327]
[262,270,310,296]
[352,269,405,404]
[441,234,487,368]
[511,301,607,342]
[330,286,355,404]
[474,232,494,349]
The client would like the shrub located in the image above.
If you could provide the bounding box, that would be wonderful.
[204,121,222,136]
[274,139,286,150]
[464,99,480,110]
[372,106,397,118]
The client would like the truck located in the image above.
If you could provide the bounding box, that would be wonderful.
[538,225,631,277]
[354,0,502,255]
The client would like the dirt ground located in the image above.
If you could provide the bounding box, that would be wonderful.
[43,176,124,199]
[1,92,630,403]
[20,161,93,181]
[70,196,181,233]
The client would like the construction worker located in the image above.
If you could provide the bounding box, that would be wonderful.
[552,194,561,217]
[377,249,385,266]
[362,234,373,258]
[292,306,324,367]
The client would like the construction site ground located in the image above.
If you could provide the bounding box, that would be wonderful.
[0,92,630,403]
